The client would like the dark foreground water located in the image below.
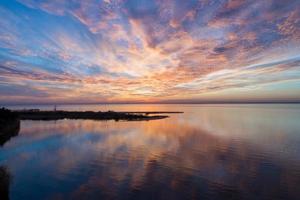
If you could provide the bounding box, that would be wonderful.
[1,104,300,200]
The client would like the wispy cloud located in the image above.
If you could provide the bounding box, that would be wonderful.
[0,0,299,103]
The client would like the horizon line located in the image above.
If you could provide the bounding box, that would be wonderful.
[2,101,300,106]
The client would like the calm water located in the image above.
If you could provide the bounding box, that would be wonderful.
[1,104,300,200]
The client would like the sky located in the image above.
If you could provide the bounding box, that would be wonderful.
[0,0,300,104]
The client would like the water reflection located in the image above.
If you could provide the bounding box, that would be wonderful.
[0,105,300,199]
[0,166,10,200]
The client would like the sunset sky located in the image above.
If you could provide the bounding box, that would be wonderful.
[0,0,300,104]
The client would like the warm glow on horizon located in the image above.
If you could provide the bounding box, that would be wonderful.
[0,0,300,104]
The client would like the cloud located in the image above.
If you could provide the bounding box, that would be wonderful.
[0,0,299,103]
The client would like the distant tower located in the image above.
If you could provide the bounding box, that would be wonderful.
[54,105,57,111]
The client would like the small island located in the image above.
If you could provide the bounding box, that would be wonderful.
[0,107,182,145]
[13,110,183,121]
